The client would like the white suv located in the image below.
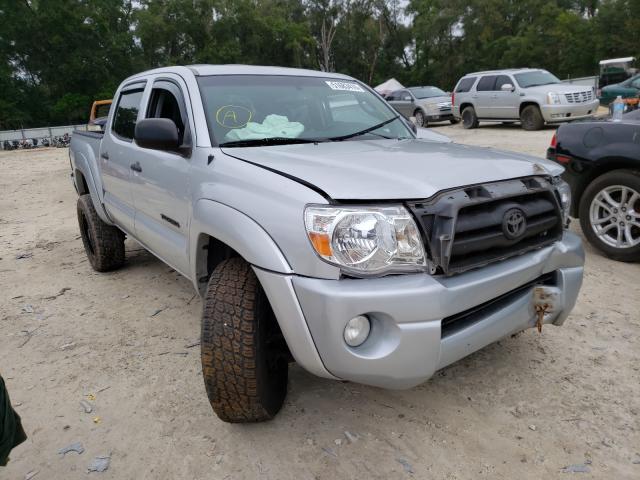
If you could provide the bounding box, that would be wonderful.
[452,68,600,130]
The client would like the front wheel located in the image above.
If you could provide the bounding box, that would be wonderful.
[520,105,544,131]
[579,170,640,262]
[201,258,288,422]
[414,110,426,128]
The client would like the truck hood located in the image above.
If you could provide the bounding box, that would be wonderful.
[222,139,563,200]
[525,83,593,94]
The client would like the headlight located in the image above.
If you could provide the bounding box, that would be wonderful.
[547,92,562,105]
[553,176,571,225]
[304,205,426,276]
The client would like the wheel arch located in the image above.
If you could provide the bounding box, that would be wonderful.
[519,101,541,116]
[191,199,293,296]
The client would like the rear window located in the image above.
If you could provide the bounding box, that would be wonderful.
[455,77,476,93]
[476,76,497,91]
[112,89,144,140]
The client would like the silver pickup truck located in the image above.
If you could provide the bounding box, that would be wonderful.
[70,65,584,423]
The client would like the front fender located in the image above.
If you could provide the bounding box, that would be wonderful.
[190,199,293,293]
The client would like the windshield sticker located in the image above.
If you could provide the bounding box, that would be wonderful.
[215,105,253,129]
[325,81,365,93]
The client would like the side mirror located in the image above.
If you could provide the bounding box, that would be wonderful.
[403,96,413,102]
[501,83,515,92]
[134,118,180,151]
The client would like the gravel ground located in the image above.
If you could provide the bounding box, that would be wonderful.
[1,124,639,479]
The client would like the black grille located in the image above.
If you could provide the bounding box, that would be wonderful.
[441,272,557,338]
[406,177,563,275]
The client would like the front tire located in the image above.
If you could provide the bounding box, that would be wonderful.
[579,170,640,262]
[461,106,478,129]
[414,110,426,128]
[520,105,544,131]
[77,194,125,272]
[201,258,288,423]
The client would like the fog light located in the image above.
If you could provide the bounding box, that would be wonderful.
[344,315,371,347]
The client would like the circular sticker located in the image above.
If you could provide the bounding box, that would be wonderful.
[215,105,253,129]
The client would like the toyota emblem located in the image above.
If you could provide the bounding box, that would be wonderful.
[502,208,527,240]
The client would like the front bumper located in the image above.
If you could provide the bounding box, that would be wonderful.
[255,232,584,389]
[541,100,600,122]
[426,112,454,122]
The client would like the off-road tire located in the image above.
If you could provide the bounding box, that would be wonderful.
[414,109,426,127]
[520,105,544,131]
[461,106,478,129]
[579,170,640,262]
[77,194,125,272]
[201,258,288,423]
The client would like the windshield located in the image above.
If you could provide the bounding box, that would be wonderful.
[514,70,561,88]
[197,75,412,146]
[409,87,447,99]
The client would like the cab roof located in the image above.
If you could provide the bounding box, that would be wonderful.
[123,64,354,82]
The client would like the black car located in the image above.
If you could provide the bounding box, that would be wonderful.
[547,109,640,261]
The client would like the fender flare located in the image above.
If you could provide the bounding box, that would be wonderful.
[73,147,112,225]
[190,199,293,292]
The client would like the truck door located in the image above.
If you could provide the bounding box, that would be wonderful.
[100,82,147,234]
[130,76,193,276]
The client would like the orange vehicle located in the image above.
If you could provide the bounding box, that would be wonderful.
[88,99,112,130]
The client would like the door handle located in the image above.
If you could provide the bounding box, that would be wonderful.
[130,162,142,173]
[100,152,109,160]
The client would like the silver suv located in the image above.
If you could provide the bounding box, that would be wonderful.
[452,68,600,130]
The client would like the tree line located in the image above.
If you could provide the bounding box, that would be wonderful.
[0,0,638,129]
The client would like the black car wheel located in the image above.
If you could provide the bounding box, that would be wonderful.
[461,106,478,129]
[201,258,289,422]
[579,170,640,262]
[520,105,544,131]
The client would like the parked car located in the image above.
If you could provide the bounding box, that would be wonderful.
[547,110,640,261]
[452,68,600,131]
[386,86,457,127]
[598,57,637,90]
[600,73,640,105]
[70,65,584,423]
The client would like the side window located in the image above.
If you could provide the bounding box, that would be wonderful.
[476,76,497,91]
[399,90,412,101]
[494,75,513,91]
[455,77,476,93]
[112,89,144,140]
[146,82,188,144]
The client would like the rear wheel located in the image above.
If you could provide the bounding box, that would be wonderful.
[77,194,125,272]
[201,258,289,422]
[520,105,544,131]
[579,170,640,262]
[461,106,478,129]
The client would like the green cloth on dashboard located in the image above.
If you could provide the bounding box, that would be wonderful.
[1,375,27,466]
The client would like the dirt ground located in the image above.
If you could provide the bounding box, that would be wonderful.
[1,124,639,480]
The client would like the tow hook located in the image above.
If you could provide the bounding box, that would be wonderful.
[532,286,561,333]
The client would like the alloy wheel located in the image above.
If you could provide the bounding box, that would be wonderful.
[589,185,640,248]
